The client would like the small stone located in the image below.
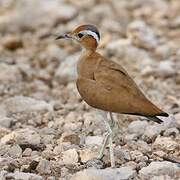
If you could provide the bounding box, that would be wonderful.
[55,53,79,84]
[60,132,80,145]
[22,148,32,157]
[0,63,22,84]
[139,161,179,178]
[79,149,98,163]
[2,35,23,50]
[163,127,179,137]
[1,128,41,146]
[114,146,131,161]
[85,136,103,146]
[0,116,13,128]
[2,96,53,114]
[174,113,180,128]
[155,44,171,59]
[130,150,148,163]
[36,159,51,175]
[127,20,157,50]
[70,167,137,180]
[155,61,176,78]
[46,44,67,61]
[0,127,11,139]
[128,120,148,136]
[142,125,163,142]
[4,172,43,180]
[8,144,22,158]
[53,145,63,155]
[153,136,179,152]
[61,148,78,165]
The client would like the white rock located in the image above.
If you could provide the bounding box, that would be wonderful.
[139,161,179,178]
[8,144,22,158]
[127,20,157,50]
[2,96,53,114]
[153,136,179,152]
[0,63,21,83]
[0,127,10,139]
[0,116,13,128]
[46,44,67,62]
[151,175,172,180]
[61,148,78,165]
[85,136,103,146]
[130,150,148,163]
[128,120,148,136]
[0,0,77,32]
[71,167,136,180]
[22,148,32,157]
[2,35,23,50]
[106,39,152,66]
[36,159,51,175]
[55,53,79,84]
[1,128,41,145]
[174,113,180,128]
[155,44,171,59]
[2,171,43,180]
[156,61,176,78]
[143,125,163,142]
[163,127,179,137]
[79,149,98,163]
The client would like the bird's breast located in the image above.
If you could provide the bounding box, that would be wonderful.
[77,53,100,80]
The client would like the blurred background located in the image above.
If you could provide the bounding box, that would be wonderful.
[0,0,179,179]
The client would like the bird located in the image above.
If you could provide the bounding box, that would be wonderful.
[56,24,169,167]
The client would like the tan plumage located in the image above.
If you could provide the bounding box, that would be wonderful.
[56,24,169,167]
[77,50,167,119]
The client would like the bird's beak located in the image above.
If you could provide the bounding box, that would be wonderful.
[55,33,71,40]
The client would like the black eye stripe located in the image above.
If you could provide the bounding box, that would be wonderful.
[84,25,100,40]
[77,33,84,38]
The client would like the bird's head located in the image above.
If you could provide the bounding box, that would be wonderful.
[56,24,100,50]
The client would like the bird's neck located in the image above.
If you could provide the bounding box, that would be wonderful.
[81,48,96,57]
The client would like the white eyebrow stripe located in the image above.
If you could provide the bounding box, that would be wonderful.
[80,30,100,44]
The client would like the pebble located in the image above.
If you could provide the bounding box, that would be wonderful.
[61,148,78,165]
[1,128,41,145]
[142,125,163,142]
[36,159,51,175]
[1,171,43,180]
[155,61,176,78]
[163,127,179,137]
[0,116,13,128]
[79,149,98,163]
[153,136,179,152]
[2,35,23,50]
[2,96,53,115]
[0,127,10,139]
[127,20,157,50]
[0,63,22,83]
[128,120,148,136]
[139,161,179,178]
[70,167,137,180]
[22,148,32,157]
[85,136,103,146]
[174,113,180,128]
[8,144,22,158]
[55,53,79,84]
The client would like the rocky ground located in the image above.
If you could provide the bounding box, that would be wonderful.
[0,0,180,179]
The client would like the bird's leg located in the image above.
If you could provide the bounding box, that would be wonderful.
[108,112,115,167]
[98,111,115,167]
[109,112,115,129]
[98,131,109,159]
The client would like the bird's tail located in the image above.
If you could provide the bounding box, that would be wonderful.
[147,116,163,124]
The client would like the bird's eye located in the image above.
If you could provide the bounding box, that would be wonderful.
[77,33,83,38]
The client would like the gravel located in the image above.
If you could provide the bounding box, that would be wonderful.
[0,0,179,179]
